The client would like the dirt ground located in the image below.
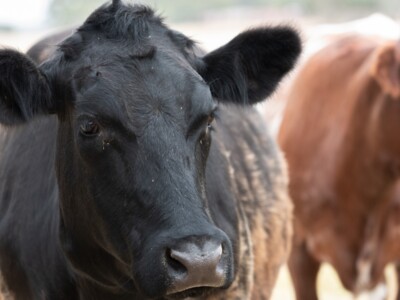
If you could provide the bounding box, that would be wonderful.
[271,264,398,300]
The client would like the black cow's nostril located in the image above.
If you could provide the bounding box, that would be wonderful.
[166,248,187,275]
[166,240,226,295]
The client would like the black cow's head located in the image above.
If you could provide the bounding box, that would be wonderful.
[0,1,300,298]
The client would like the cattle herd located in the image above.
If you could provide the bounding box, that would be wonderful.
[0,0,399,299]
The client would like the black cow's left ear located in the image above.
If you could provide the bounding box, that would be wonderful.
[0,49,53,125]
[199,27,301,104]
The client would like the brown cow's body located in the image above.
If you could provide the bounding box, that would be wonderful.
[279,34,400,299]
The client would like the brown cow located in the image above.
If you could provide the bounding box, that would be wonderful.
[278,34,400,300]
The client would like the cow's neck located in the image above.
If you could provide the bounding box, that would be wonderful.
[208,138,254,300]
[336,74,400,208]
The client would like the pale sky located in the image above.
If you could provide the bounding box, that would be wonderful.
[0,0,51,29]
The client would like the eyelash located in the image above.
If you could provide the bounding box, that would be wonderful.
[208,109,220,130]
[207,114,215,129]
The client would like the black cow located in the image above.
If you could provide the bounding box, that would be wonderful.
[0,1,300,299]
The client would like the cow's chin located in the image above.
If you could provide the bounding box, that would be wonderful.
[165,287,216,299]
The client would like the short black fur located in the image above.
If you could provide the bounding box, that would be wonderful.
[0,2,300,299]
[201,27,301,104]
[0,50,52,124]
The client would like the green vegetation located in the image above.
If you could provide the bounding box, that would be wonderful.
[48,0,105,26]
[48,0,269,25]
[48,0,399,26]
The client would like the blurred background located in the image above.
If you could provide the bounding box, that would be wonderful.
[1,0,400,29]
[0,0,399,51]
[0,0,399,299]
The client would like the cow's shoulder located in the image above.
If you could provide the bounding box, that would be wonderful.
[206,106,292,299]
[0,117,74,298]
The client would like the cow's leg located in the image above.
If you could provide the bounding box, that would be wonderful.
[356,282,388,300]
[288,241,320,300]
[395,264,400,300]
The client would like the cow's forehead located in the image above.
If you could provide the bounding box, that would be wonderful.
[71,43,214,134]
[78,63,211,114]
[54,3,214,126]
[58,3,197,65]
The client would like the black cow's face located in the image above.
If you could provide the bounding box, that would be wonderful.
[0,2,300,298]
[59,32,230,298]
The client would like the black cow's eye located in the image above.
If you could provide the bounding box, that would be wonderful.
[207,113,215,128]
[80,120,100,136]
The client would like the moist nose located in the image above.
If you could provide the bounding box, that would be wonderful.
[166,239,227,294]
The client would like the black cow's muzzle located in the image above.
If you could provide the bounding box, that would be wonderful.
[131,222,234,299]
[167,238,230,295]
[165,232,233,296]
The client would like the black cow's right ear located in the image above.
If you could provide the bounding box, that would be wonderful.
[199,27,301,105]
[0,49,53,125]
